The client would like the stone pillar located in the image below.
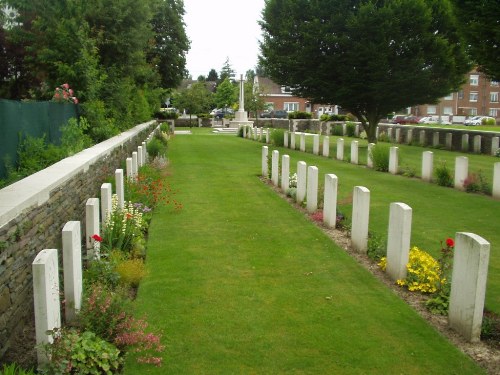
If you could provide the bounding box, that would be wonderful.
[493,163,500,199]
[421,151,434,182]
[387,128,393,142]
[323,136,330,157]
[284,131,289,148]
[395,128,401,143]
[492,137,499,156]
[367,143,375,168]
[352,186,370,253]
[137,146,143,167]
[342,123,346,135]
[446,133,453,150]
[306,166,318,213]
[350,141,359,164]
[389,147,399,175]
[271,150,279,186]
[254,127,258,140]
[337,138,344,161]
[462,134,469,152]
[454,156,468,191]
[126,157,133,180]
[62,221,82,323]
[449,232,490,342]
[100,183,112,224]
[115,169,124,209]
[243,126,247,138]
[473,135,481,153]
[132,152,138,178]
[297,161,307,204]
[313,134,320,155]
[33,248,61,365]
[355,124,360,137]
[291,132,296,150]
[85,198,100,260]
[407,129,413,144]
[386,202,412,281]
[323,174,338,228]
[433,132,440,147]
[281,155,290,192]
[262,146,268,177]
[260,127,264,142]
[300,133,306,152]
[376,127,379,140]
[142,141,147,163]
[419,130,426,145]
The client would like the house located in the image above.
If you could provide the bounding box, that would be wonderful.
[412,68,500,123]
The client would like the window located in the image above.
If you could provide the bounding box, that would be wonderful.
[470,108,478,116]
[470,92,478,102]
[443,93,453,100]
[281,86,292,94]
[284,102,299,112]
[489,108,498,117]
[443,106,453,115]
[458,90,464,99]
[427,105,436,114]
[491,92,499,103]
[491,81,499,87]
[470,74,479,86]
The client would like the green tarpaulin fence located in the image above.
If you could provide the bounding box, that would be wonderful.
[0,99,78,178]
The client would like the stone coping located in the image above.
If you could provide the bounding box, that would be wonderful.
[0,120,155,229]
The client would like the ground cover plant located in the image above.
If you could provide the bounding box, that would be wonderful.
[123,128,486,374]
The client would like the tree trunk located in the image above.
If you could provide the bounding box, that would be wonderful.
[365,122,378,143]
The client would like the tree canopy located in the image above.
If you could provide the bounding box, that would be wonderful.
[451,0,500,81]
[259,0,470,142]
[214,77,237,109]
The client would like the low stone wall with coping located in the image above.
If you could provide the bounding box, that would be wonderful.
[0,120,156,359]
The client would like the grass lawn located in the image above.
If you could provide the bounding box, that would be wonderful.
[124,128,485,374]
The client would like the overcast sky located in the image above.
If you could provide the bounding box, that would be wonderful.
[183,0,266,79]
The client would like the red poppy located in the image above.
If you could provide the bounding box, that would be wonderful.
[91,234,103,242]
[446,238,454,248]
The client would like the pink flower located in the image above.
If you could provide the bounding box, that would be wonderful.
[72,97,79,104]
[62,83,69,89]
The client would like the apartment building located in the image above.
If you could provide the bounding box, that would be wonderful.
[412,69,500,122]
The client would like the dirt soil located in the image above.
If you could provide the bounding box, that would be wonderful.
[265,178,499,375]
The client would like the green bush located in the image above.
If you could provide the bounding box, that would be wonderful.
[319,114,330,121]
[159,122,170,133]
[369,144,390,172]
[288,111,312,119]
[147,136,168,158]
[17,134,64,175]
[0,363,35,375]
[271,129,285,147]
[60,117,93,156]
[81,100,120,142]
[331,124,344,136]
[435,161,453,187]
[237,126,244,137]
[346,122,356,137]
[482,118,496,125]
[367,232,386,261]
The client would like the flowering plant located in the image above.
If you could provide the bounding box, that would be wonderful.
[52,83,79,104]
[289,173,297,188]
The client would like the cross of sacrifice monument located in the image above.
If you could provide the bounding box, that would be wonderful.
[230,74,254,129]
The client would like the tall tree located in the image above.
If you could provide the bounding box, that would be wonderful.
[173,81,213,126]
[214,77,237,109]
[260,0,470,142]
[219,57,235,83]
[207,68,218,82]
[450,0,500,81]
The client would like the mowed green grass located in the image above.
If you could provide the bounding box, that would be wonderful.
[124,128,484,374]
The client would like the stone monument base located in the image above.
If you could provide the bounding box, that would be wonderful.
[230,120,254,128]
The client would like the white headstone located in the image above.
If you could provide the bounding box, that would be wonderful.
[272,150,279,186]
[386,202,412,281]
[419,130,426,145]
[126,157,133,180]
[132,152,138,178]
[85,198,100,260]
[253,127,258,140]
[260,127,264,142]
[342,123,346,136]
[300,133,306,152]
[462,134,469,152]
[115,169,125,209]
[351,141,359,164]
[433,132,440,147]
[281,155,290,192]
[367,143,375,168]
[284,131,289,148]
[323,136,330,157]
[421,151,434,182]
[297,161,307,204]
[307,166,319,213]
[266,128,270,144]
[491,137,499,156]
[407,129,413,144]
[454,156,468,190]
[352,186,370,253]
[449,232,490,342]
[473,135,482,153]
[389,147,399,174]
[493,163,500,199]
[446,133,453,150]
[395,128,401,143]
[337,138,344,161]
[387,128,393,142]
[142,141,147,163]
[323,174,338,228]
[355,124,360,138]
[100,183,112,223]
[262,146,269,177]
[33,248,61,365]
[137,146,143,167]
[291,132,296,150]
[243,126,247,138]
[313,134,320,155]
[62,221,82,323]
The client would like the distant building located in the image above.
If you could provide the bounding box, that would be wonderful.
[412,68,500,122]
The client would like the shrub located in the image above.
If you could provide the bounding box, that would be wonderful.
[435,161,453,187]
[367,232,386,261]
[331,124,344,136]
[463,170,491,195]
[60,117,93,156]
[425,283,450,315]
[116,258,148,287]
[369,144,390,172]
[345,122,356,137]
[147,138,166,158]
[83,257,120,289]
[319,114,330,121]
[17,134,64,176]
[288,111,312,119]
[0,363,35,375]
[482,117,496,125]
[270,129,285,147]
[237,126,244,137]
[159,122,170,133]
[396,247,444,293]
[41,328,122,374]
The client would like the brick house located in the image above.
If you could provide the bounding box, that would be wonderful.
[412,69,500,122]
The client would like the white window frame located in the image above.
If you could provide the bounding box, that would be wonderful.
[470,92,478,102]
[490,92,499,103]
[284,102,299,112]
[427,105,437,115]
[443,106,453,115]
[489,108,498,117]
[491,81,499,87]
[470,108,478,116]
[470,74,479,86]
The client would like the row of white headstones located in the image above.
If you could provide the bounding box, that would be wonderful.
[32,127,159,365]
[261,145,490,344]
[242,125,500,199]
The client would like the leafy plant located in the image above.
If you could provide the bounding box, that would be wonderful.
[367,232,386,261]
[83,257,120,289]
[396,247,444,293]
[270,129,285,147]
[463,170,491,195]
[0,363,35,375]
[369,144,390,172]
[425,283,450,315]
[60,117,93,156]
[41,328,122,375]
[331,124,343,136]
[345,122,356,137]
[288,111,312,119]
[435,161,453,187]
[116,258,148,287]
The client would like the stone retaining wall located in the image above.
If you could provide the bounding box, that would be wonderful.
[0,121,156,359]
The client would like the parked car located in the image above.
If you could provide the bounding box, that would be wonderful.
[418,116,451,125]
[397,116,421,124]
[464,116,495,126]
[260,110,288,119]
[391,115,407,124]
[213,109,234,119]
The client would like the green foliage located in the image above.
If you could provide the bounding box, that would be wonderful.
[174,81,214,116]
[41,328,122,375]
[369,144,390,172]
[116,258,148,287]
[331,124,344,136]
[270,129,285,147]
[147,138,167,159]
[426,283,450,315]
[482,118,496,125]
[367,232,386,261]
[345,122,356,137]
[288,111,312,119]
[83,258,120,289]
[155,111,178,120]
[16,134,64,176]
[81,100,120,143]
[463,171,491,195]
[237,126,244,137]
[0,363,35,375]
[435,161,454,187]
[214,77,237,109]
[60,117,93,156]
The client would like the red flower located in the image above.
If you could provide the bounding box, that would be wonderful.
[446,238,454,248]
[91,234,103,242]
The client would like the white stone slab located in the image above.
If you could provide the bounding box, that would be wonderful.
[462,134,469,152]
[454,156,468,190]
[306,166,318,213]
[291,132,296,150]
[473,135,481,153]
[115,169,125,209]
[337,138,344,161]
[433,132,440,147]
[350,141,359,164]
[62,221,82,323]
[33,248,61,365]
[355,124,360,138]
[421,151,434,182]
[407,129,413,144]
[389,147,399,175]
[300,133,306,152]
[386,202,412,281]
[297,161,307,204]
[85,198,100,260]
[395,128,401,143]
[142,141,147,163]
[323,174,338,228]
[449,232,490,342]
[491,137,499,156]
[493,163,500,199]
[100,183,112,223]
[313,134,320,155]
[284,131,289,148]
[266,128,270,144]
[352,186,370,253]
[137,146,143,167]
[387,128,393,142]
[262,146,269,177]
[323,136,330,157]
[446,133,452,150]
[419,130,426,145]
[367,143,375,168]
[281,155,290,192]
[271,150,279,186]
[132,152,138,178]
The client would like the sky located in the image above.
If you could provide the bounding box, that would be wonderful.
[183,0,266,79]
